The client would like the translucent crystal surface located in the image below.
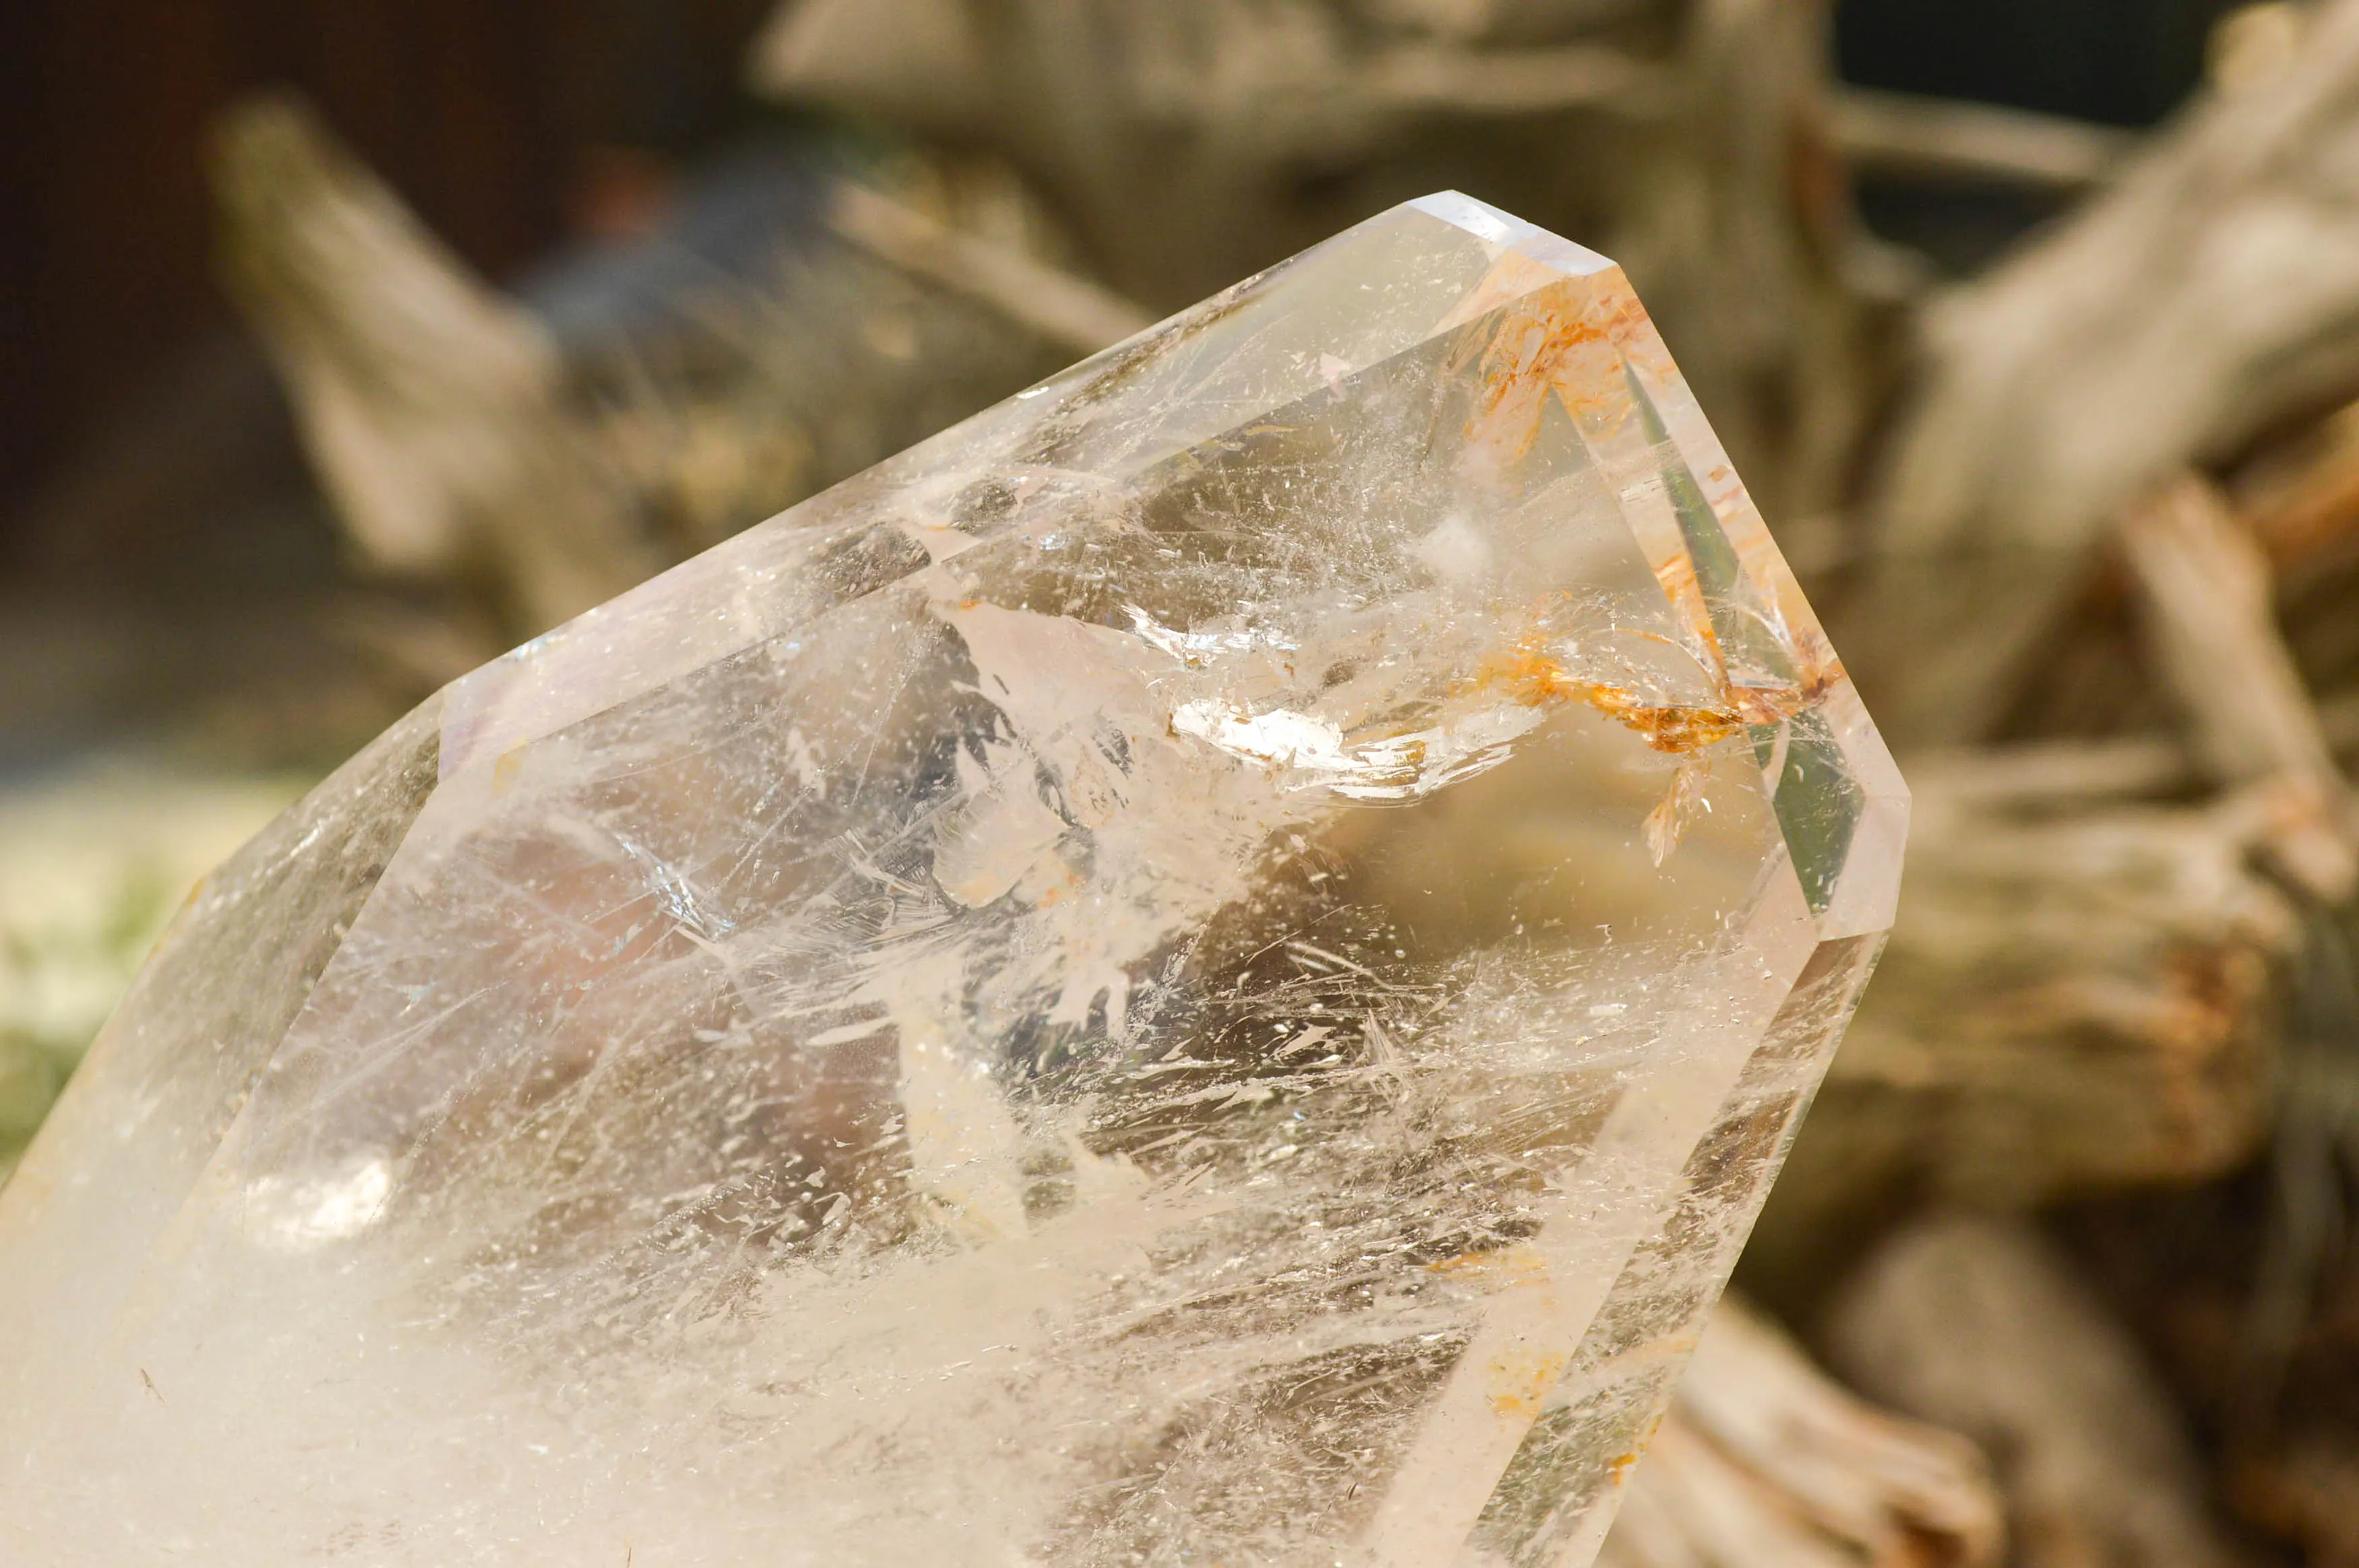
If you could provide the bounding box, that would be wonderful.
[0,194,1903,1567]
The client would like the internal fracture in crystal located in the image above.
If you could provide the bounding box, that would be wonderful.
[0,193,1905,1567]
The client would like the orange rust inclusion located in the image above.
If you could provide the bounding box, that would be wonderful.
[1470,641,1833,754]
[1463,288,1616,463]
[1463,282,1661,462]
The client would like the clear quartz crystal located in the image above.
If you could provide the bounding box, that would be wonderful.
[0,194,1903,1567]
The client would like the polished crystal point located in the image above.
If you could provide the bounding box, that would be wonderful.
[0,194,1903,1567]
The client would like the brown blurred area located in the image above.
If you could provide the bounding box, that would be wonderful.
[0,0,771,573]
[0,0,2231,563]
[0,1,780,782]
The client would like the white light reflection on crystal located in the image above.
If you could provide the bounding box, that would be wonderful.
[242,1156,392,1250]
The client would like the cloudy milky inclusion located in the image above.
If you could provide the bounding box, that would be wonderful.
[0,193,1903,1567]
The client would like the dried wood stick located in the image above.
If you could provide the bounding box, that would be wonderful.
[1878,695,2359,807]
[1824,1216,2242,1568]
[1362,42,1675,117]
[1829,89,2135,192]
[1741,757,2291,1297]
[1599,1294,2003,1568]
[756,0,1405,305]
[756,0,1899,534]
[752,0,1715,315]
[1858,0,2359,744]
[2120,473,2358,899]
[210,96,658,637]
[827,183,1155,358]
[1359,0,1676,38]
[1897,734,2190,805]
[1881,0,2359,559]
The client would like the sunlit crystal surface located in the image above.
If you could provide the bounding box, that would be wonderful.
[0,194,1903,1567]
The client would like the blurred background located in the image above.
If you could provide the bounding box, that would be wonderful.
[6,1,2359,1563]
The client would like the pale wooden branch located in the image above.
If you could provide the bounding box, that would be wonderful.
[2120,473,2359,899]
[2121,476,2344,786]
[749,0,1750,321]
[1828,90,2134,193]
[1742,753,2292,1297]
[1825,1216,2242,1568]
[828,183,1155,358]
[1897,735,2190,805]
[1856,0,2359,745]
[209,96,658,637]
[1881,0,2359,561]
[754,0,1414,305]
[1599,1295,2004,1568]
[1357,0,1673,38]
[1856,776,2290,1192]
[1361,42,1676,117]
[1858,689,2359,807]
[756,0,1899,529]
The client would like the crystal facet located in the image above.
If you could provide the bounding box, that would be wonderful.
[0,194,1904,1567]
